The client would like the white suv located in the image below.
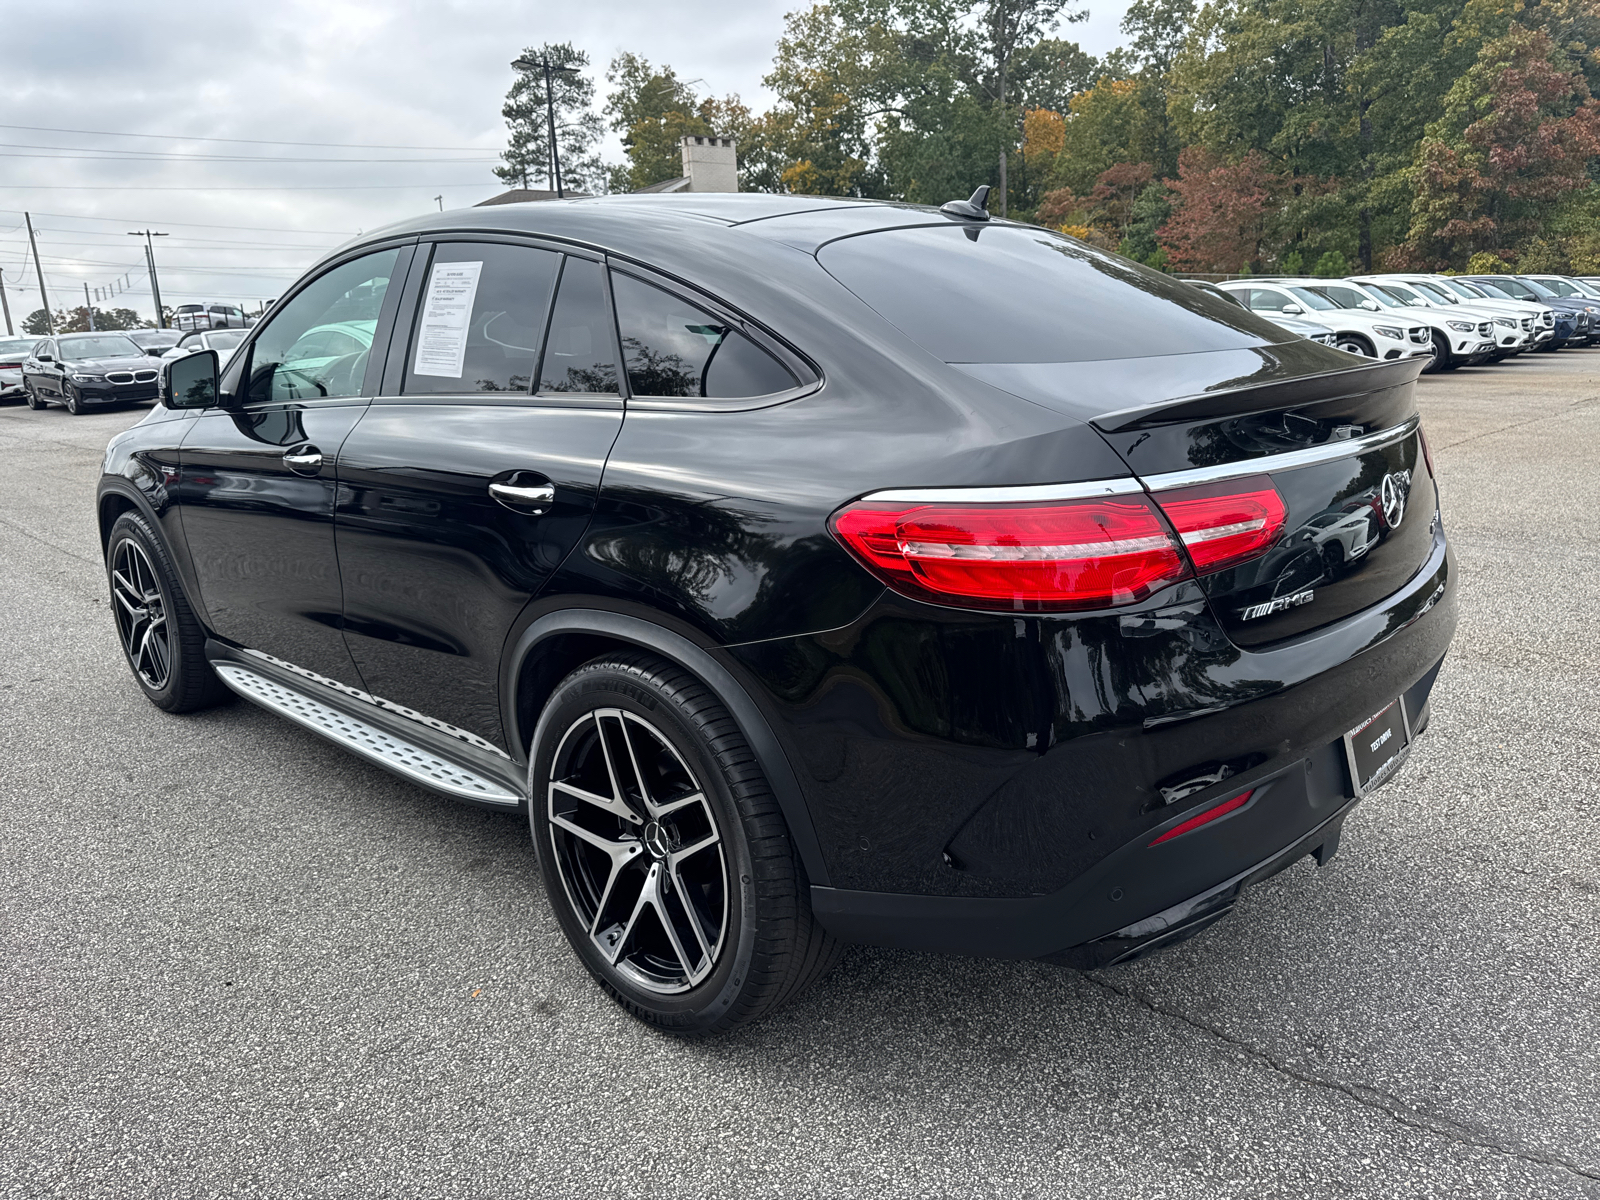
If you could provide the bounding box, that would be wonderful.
[1353,275,1534,357]
[1218,281,1431,362]
[1317,279,1502,369]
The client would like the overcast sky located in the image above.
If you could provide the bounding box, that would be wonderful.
[0,0,1131,328]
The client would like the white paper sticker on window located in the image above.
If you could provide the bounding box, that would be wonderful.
[412,260,484,378]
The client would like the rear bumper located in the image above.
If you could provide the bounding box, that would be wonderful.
[789,524,1457,960]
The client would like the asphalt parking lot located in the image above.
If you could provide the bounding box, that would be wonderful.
[1,358,1596,1199]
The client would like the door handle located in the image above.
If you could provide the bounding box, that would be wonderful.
[283,446,324,475]
[488,479,555,515]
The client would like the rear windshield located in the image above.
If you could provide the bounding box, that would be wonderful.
[818,224,1280,364]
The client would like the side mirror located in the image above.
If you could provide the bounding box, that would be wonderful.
[37,352,53,363]
[1361,300,1379,310]
[164,348,219,409]
[1281,304,1304,315]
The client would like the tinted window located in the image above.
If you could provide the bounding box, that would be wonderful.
[404,242,558,395]
[1284,287,1338,311]
[0,338,37,357]
[209,330,246,350]
[1313,284,1375,310]
[245,248,397,404]
[537,257,619,395]
[611,273,796,399]
[1492,279,1538,299]
[818,224,1277,364]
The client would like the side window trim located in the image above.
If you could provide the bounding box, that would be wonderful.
[530,253,629,404]
[605,259,820,413]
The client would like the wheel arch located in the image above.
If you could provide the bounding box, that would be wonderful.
[505,609,831,887]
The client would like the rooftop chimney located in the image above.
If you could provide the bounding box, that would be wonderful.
[680,136,738,193]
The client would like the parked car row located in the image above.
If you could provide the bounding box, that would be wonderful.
[171,302,257,332]
[11,326,287,414]
[1192,272,1600,373]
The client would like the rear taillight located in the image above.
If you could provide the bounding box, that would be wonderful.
[1150,476,1287,574]
[0,362,20,370]
[829,496,1190,612]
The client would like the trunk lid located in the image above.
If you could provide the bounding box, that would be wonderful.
[956,349,1435,648]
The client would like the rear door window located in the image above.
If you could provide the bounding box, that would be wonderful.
[537,257,620,395]
[611,272,797,399]
[404,241,560,395]
[817,224,1276,364]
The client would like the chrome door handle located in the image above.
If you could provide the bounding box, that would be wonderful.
[282,447,323,474]
[488,480,555,514]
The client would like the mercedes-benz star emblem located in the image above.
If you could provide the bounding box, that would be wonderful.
[642,820,673,860]
[1380,471,1410,530]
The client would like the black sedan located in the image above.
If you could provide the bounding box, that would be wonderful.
[97,192,1458,1033]
[24,332,165,413]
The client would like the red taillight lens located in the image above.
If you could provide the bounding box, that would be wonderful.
[829,497,1190,611]
[1152,476,1287,574]
[1149,789,1254,846]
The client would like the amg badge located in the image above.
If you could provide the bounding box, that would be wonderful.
[1241,589,1315,621]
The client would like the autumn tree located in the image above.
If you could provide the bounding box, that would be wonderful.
[1405,27,1600,266]
[1157,148,1283,272]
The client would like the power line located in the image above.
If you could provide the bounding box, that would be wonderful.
[2,183,487,191]
[0,121,496,152]
[0,209,357,235]
[0,148,499,164]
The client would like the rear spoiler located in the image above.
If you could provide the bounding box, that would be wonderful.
[1091,354,1423,434]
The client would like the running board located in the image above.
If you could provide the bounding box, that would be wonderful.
[212,662,521,806]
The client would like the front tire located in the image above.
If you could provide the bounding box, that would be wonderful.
[1424,331,1453,373]
[1336,334,1375,357]
[530,652,840,1035]
[64,385,83,415]
[106,511,230,713]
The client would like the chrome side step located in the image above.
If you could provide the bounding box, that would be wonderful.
[212,662,520,806]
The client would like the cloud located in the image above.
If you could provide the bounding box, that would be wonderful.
[0,0,1128,323]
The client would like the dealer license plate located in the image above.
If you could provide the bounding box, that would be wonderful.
[1344,698,1412,797]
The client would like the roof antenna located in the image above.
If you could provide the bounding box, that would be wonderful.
[941,186,992,221]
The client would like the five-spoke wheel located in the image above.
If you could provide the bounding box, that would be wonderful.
[547,707,728,994]
[111,537,170,690]
[531,653,841,1034]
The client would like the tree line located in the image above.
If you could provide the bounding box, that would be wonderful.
[512,0,1600,275]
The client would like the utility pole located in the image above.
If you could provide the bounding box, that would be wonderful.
[129,230,169,328]
[0,268,12,336]
[434,195,444,211]
[511,54,579,198]
[84,282,95,331]
[25,213,52,335]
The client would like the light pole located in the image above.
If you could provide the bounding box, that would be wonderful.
[84,282,95,331]
[0,268,13,336]
[129,230,169,327]
[511,54,580,198]
[24,213,51,335]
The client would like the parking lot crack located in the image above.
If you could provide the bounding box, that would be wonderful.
[1083,970,1600,1183]
[1436,397,1598,453]
[0,514,98,566]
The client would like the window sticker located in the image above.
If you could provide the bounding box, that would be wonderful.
[413,260,484,378]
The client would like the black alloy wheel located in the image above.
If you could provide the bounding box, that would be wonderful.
[531,653,841,1034]
[23,382,44,410]
[105,511,231,713]
[64,385,83,415]
[111,536,171,690]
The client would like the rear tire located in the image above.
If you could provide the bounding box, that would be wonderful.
[106,511,231,713]
[530,651,841,1035]
[23,382,45,410]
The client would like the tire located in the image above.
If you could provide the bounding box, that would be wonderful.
[530,651,841,1035]
[1336,334,1375,357]
[106,510,231,713]
[64,385,82,415]
[1422,331,1449,373]
[23,382,45,410]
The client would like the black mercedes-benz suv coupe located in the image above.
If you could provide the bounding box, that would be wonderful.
[97,192,1457,1033]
